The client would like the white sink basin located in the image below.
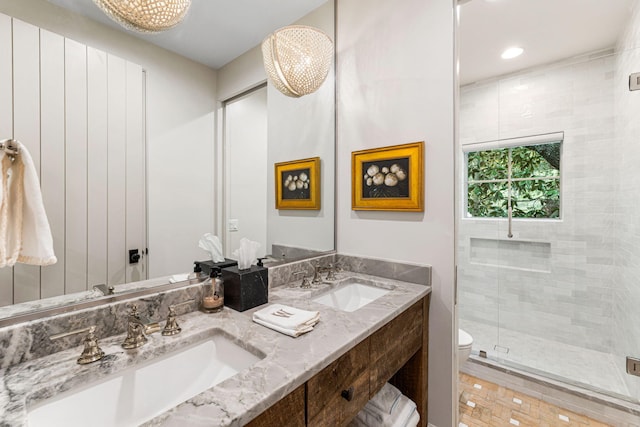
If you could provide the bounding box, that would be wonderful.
[27,333,263,427]
[313,281,391,312]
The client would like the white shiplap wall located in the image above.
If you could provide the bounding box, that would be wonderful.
[0,14,146,306]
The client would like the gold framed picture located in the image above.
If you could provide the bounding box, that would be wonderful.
[275,157,321,210]
[352,141,424,211]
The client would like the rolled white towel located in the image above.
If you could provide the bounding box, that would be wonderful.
[351,386,418,427]
[390,395,417,427]
[369,382,403,414]
[252,304,320,337]
[403,408,420,427]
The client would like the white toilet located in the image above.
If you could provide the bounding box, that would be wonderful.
[458,329,473,365]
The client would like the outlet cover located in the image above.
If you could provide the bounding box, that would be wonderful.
[228,219,239,232]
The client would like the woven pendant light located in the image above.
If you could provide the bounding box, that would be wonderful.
[93,0,191,33]
[262,25,333,98]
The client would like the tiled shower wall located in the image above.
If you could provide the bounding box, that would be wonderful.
[458,51,618,353]
[614,2,640,399]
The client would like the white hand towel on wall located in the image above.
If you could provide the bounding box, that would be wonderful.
[0,142,57,268]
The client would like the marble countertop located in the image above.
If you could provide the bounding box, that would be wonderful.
[0,272,430,427]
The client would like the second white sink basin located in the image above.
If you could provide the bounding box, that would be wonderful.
[313,281,391,312]
[27,332,263,427]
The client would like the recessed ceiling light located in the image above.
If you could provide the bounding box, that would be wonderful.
[501,47,524,59]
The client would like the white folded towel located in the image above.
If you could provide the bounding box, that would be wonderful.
[404,408,420,427]
[169,273,189,283]
[369,382,403,414]
[349,383,419,427]
[0,142,56,268]
[252,304,320,337]
[391,395,418,427]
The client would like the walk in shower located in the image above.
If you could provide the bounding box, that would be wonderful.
[457,0,640,406]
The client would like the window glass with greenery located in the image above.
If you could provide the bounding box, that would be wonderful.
[466,142,561,219]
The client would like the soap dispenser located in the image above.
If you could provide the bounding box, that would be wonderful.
[188,262,206,284]
[200,267,224,313]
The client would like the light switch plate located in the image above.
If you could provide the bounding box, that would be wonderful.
[228,219,239,232]
[629,73,640,91]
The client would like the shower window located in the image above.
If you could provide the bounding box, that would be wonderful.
[465,134,562,219]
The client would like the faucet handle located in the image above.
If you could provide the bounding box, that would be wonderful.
[50,325,105,365]
[162,299,195,336]
[325,263,339,281]
[128,304,141,318]
[293,271,312,288]
[162,306,182,336]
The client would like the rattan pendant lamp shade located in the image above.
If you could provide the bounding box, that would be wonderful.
[262,25,334,98]
[93,0,191,33]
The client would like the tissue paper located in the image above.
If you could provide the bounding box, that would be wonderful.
[232,238,261,270]
[198,233,225,263]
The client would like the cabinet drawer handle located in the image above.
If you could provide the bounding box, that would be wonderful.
[341,387,354,402]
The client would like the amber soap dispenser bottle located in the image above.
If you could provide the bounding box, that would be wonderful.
[200,268,224,313]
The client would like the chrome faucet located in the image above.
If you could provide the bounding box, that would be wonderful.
[122,304,160,349]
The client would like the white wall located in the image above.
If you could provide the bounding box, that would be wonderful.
[217,1,335,256]
[0,0,218,279]
[225,87,268,258]
[336,1,457,425]
[266,1,335,254]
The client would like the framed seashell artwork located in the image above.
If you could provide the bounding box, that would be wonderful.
[351,141,424,211]
[275,157,321,210]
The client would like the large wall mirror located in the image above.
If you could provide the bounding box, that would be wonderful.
[0,0,335,322]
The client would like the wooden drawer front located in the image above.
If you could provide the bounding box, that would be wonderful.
[246,385,306,427]
[307,339,370,427]
[369,299,423,396]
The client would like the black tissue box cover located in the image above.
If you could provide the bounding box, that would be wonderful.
[195,259,238,276]
[221,265,268,312]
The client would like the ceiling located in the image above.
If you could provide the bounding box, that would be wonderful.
[459,0,636,85]
[47,0,636,80]
[47,0,328,69]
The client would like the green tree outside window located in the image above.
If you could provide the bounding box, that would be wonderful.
[466,142,560,219]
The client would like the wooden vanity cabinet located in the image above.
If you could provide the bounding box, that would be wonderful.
[248,294,430,427]
[369,298,424,396]
[307,339,371,427]
[245,385,306,427]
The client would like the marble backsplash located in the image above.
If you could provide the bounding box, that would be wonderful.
[270,244,326,261]
[1,253,431,370]
[267,253,431,288]
[0,284,202,369]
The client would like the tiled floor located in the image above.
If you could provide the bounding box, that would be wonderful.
[459,373,613,427]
